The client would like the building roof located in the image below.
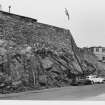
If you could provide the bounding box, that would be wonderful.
[89,46,105,49]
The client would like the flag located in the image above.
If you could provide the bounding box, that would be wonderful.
[65,8,70,21]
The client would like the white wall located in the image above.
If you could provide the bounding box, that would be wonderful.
[93,48,105,61]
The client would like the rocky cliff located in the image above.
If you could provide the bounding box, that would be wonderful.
[0,11,100,93]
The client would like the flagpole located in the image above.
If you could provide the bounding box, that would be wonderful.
[64,8,84,76]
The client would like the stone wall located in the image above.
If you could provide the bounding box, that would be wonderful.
[0,11,73,53]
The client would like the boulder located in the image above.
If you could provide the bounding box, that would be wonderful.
[41,57,53,70]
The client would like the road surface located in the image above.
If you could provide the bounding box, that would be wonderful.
[0,84,105,100]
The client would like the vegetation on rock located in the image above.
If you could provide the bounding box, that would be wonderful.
[0,39,97,94]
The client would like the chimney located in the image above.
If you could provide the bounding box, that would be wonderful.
[9,5,11,13]
[0,4,2,11]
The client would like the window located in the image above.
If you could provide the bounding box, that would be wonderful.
[103,57,105,60]
[102,48,105,52]
[96,48,99,52]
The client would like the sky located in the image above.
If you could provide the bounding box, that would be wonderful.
[0,0,105,47]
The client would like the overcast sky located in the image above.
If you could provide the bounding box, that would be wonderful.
[0,0,105,47]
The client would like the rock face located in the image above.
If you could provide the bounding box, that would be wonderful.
[0,11,99,93]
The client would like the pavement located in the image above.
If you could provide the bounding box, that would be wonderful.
[0,84,105,100]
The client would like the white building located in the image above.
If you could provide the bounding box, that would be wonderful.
[89,47,105,62]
